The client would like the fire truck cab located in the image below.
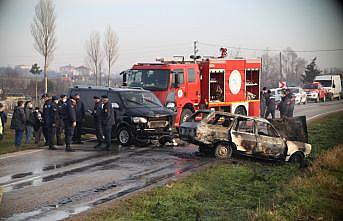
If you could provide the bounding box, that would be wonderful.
[125,57,261,127]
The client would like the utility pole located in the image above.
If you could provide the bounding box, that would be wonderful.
[279,51,282,82]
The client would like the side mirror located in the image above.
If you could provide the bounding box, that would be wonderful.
[112,103,119,109]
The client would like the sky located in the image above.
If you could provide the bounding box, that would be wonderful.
[0,0,342,74]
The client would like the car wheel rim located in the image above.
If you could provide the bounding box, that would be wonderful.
[119,130,129,144]
[218,145,228,157]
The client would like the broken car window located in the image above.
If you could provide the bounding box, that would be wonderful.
[256,121,278,137]
[235,118,255,134]
[206,114,233,127]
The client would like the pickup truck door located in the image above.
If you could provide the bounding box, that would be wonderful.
[231,118,257,154]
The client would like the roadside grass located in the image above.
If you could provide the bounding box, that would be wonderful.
[0,122,43,155]
[70,112,343,221]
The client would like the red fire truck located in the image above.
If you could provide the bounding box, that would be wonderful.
[124,57,261,127]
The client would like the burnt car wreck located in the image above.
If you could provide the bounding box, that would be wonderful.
[179,111,311,163]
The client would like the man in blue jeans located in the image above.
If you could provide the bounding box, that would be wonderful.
[10,101,26,149]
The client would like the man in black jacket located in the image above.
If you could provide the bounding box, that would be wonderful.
[62,98,77,152]
[92,96,104,148]
[101,95,115,150]
[47,96,61,150]
[10,100,26,149]
[72,93,85,144]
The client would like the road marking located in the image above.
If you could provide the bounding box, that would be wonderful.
[0,149,44,160]
[307,109,343,121]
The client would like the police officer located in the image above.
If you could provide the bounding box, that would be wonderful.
[260,87,269,117]
[265,90,276,119]
[63,97,77,152]
[101,95,115,150]
[48,96,60,149]
[92,96,104,148]
[284,89,295,117]
[41,93,55,149]
[72,93,85,144]
[56,94,67,145]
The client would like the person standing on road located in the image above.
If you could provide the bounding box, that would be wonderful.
[63,97,77,152]
[46,96,60,150]
[278,89,287,118]
[0,103,7,136]
[260,87,268,117]
[72,93,85,144]
[92,96,104,148]
[285,89,295,117]
[33,107,43,145]
[24,101,35,144]
[10,100,26,149]
[41,93,52,146]
[265,90,276,119]
[101,95,115,151]
[56,94,67,146]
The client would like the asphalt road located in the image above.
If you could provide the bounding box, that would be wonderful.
[0,100,342,221]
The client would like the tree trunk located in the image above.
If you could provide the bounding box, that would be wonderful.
[35,74,38,106]
[44,55,48,93]
[108,62,111,87]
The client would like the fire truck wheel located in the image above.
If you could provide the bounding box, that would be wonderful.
[234,106,247,115]
[180,108,193,124]
[118,127,132,146]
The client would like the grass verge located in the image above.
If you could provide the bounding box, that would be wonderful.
[70,112,343,221]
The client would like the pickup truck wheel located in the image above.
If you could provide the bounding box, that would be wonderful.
[118,127,132,146]
[180,108,193,124]
[214,143,232,160]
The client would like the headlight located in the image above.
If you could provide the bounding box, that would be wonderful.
[132,117,147,124]
[166,102,176,108]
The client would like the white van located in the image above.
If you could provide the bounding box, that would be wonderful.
[314,75,341,100]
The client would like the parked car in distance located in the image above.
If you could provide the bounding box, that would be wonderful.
[269,88,282,104]
[288,86,307,104]
[68,86,175,146]
[179,111,311,163]
[303,82,326,103]
[314,75,341,100]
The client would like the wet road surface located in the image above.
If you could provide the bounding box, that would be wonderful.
[0,100,342,220]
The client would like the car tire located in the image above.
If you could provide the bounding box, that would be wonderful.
[315,97,319,103]
[117,127,132,146]
[214,143,233,160]
[289,152,305,167]
[180,108,193,124]
[234,106,247,115]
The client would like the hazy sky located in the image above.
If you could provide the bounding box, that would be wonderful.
[0,0,342,73]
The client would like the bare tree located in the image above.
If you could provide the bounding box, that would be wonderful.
[86,32,101,86]
[103,25,119,87]
[31,0,56,93]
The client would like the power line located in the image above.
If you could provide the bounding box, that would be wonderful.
[199,41,343,53]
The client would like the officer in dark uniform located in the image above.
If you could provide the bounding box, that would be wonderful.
[62,97,77,152]
[92,96,104,148]
[56,94,67,145]
[72,93,85,144]
[41,93,55,149]
[101,95,115,150]
[47,96,60,149]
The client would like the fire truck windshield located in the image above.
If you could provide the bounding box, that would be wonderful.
[127,69,170,91]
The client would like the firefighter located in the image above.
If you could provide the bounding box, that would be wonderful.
[92,96,104,148]
[72,93,85,144]
[101,95,115,151]
[41,93,55,149]
[260,87,268,117]
[63,97,77,152]
[265,90,276,119]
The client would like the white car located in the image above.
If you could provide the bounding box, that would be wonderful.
[289,87,307,104]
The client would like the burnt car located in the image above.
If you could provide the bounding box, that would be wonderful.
[68,86,175,146]
[179,111,311,163]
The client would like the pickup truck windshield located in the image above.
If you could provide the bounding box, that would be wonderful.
[119,91,163,108]
[316,80,332,87]
[127,69,170,91]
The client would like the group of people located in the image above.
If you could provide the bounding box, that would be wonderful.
[260,87,294,119]
[7,92,115,152]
